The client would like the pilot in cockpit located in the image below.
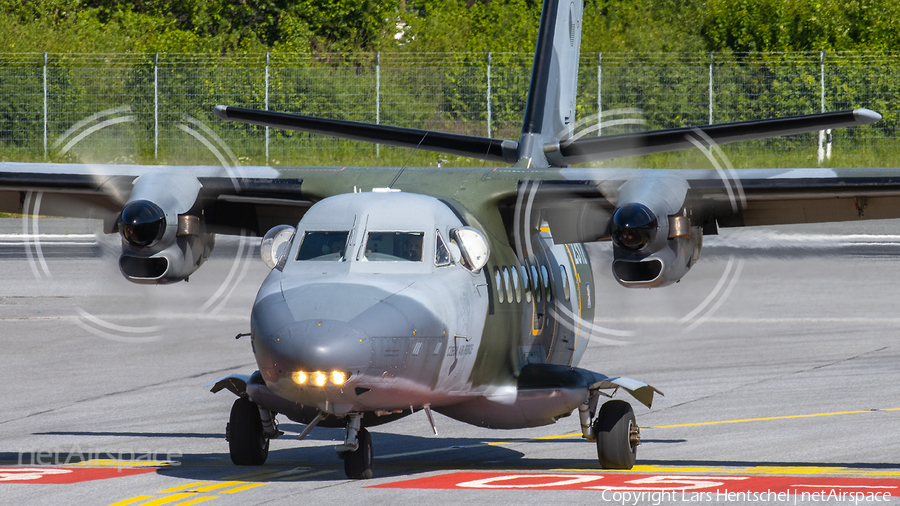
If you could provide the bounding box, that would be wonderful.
[404,237,422,261]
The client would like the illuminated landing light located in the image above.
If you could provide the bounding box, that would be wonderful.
[296,370,350,386]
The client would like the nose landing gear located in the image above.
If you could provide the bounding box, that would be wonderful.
[342,427,374,479]
[336,413,374,479]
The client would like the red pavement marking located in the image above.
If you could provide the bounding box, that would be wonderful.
[370,471,900,498]
[0,467,155,484]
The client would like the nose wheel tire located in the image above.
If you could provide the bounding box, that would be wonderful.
[593,400,638,469]
[343,427,374,479]
[228,397,270,466]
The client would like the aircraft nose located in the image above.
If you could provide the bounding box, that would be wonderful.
[273,319,371,374]
[251,291,373,385]
[251,281,445,391]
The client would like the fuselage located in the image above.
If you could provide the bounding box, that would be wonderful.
[249,169,595,429]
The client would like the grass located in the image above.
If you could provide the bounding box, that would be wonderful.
[2,137,898,169]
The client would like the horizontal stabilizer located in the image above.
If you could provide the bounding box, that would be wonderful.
[546,109,881,165]
[215,105,519,164]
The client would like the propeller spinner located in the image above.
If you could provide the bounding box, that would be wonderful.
[119,200,166,248]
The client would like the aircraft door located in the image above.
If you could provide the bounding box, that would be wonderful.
[522,230,559,364]
[530,234,594,367]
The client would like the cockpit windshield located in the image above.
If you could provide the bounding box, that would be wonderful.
[296,231,349,261]
[363,232,424,262]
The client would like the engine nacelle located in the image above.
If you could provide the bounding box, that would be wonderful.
[612,216,703,288]
[116,172,214,284]
[608,175,702,288]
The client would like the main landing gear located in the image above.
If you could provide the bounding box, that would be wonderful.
[227,397,281,466]
[582,398,640,469]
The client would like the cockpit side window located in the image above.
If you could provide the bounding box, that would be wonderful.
[435,231,451,267]
[363,231,424,262]
[296,231,349,261]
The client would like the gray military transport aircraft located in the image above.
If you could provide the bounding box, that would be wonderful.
[1,0,898,481]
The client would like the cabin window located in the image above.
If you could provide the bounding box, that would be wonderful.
[560,265,571,301]
[363,231,424,261]
[296,231,349,261]
[435,231,451,267]
[494,266,505,304]
[512,266,522,303]
[530,265,541,302]
[502,267,513,303]
[521,266,532,303]
[541,265,552,301]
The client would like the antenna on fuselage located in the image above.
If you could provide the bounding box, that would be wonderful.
[387,125,433,188]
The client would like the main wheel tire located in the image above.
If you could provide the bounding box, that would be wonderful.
[343,427,374,479]
[228,397,269,466]
[594,400,637,469]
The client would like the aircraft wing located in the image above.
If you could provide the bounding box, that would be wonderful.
[535,167,900,233]
[0,162,308,235]
[690,167,900,227]
[0,162,309,284]
[526,167,900,288]
[3,160,900,288]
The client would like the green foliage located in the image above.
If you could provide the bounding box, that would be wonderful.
[701,0,900,52]
[581,0,706,53]
[402,0,541,53]
[0,0,403,54]
[5,0,900,54]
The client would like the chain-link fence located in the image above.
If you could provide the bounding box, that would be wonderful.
[0,51,897,167]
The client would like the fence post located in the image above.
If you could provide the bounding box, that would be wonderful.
[597,52,602,137]
[376,52,380,159]
[708,52,713,125]
[487,52,492,138]
[154,53,159,161]
[818,51,824,163]
[265,52,270,164]
[818,50,832,162]
[43,52,47,160]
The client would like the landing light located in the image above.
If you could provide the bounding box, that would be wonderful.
[293,370,350,386]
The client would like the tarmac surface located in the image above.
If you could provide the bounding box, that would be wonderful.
[1,217,900,505]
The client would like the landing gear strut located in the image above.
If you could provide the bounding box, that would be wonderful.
[336,413,374,479]
[227,397,270,465]
[593,400,639,469]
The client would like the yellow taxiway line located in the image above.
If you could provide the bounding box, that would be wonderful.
[651,409,882,428]
[543,407,898,439]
